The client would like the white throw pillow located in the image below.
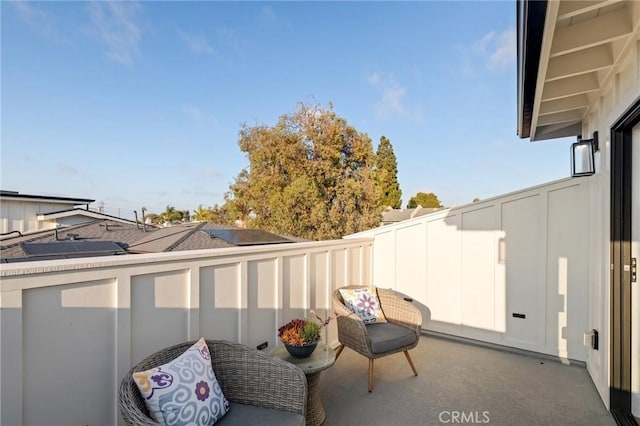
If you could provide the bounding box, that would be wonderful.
[132,337,229,425]
[339,287,387,324]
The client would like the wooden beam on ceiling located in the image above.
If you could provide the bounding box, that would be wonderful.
[546,44,613,81]
[536,109,584,126]
[550,6,632,56]
[533,121,583,141]
[557,0,610,20]
[539,94,591,115]
[541,73,600,101]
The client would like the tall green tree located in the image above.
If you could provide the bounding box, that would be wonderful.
[374,136,402,208]
[224,102,382,240]
[407,192,443,209]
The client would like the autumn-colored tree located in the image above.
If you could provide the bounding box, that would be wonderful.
[374,136,402,209]
[223,102,382,240]
[407,192,443,209]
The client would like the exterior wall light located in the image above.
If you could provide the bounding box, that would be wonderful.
[571,131,598,177]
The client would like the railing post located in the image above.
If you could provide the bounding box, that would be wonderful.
[1,289,23,426]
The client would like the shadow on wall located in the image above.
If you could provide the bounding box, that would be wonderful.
[5,276,336,426]
[359,178,590,361]
[440,184,587,359]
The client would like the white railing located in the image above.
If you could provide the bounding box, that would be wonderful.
[348,177,591,362]
[0,238,373,426]
[0,177,595,426]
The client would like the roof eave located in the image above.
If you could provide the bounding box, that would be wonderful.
[517,0,548,139]
[0,190,94,205]
[37,208,136,224]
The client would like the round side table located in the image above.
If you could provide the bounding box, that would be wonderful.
[271,342,336,426]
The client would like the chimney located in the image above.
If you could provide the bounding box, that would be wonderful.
[141,208,147,232]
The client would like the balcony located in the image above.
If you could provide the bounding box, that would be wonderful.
[322,334,613,425]
[0,177,615,425]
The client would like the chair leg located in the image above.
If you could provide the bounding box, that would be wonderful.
[335,344,345,360]
[404,351,418,376]
[368,359,374,392]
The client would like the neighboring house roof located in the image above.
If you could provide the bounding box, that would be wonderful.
[172,223,247,251]
[128,222,237,253]
[125,222,302,253]
[37,208,137,225]
[0,220,152,261]
[381,206,444,225]
[0,190,94,205]
[0,220,302,262]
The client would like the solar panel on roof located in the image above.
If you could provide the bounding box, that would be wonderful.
[202,229,292,246]
[21,241,126,257]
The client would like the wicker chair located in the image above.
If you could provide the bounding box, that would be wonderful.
[333,286,422,392]
[119,340,307,425]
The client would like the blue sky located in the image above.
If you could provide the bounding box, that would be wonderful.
[2,1,574,218]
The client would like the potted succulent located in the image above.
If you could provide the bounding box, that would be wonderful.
[278,310,332,358]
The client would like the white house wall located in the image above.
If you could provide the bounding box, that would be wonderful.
[348,178,590,363]
[0,200,80,234]
[579,34,640,411]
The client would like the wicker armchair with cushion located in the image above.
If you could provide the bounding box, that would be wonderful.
[119,340,307,425]
[333,286,422,392]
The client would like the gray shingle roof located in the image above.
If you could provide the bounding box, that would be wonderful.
[0,220,303,262]
[171,223,242,251]
[129,222,241,253]
[0,221,153,260]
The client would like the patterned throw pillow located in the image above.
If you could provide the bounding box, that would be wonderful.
[339,287,387,324]
[132,338,229,426]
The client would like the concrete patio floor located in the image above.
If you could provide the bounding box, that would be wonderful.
[319,332,615,426]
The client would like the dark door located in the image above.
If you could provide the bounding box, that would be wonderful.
[610,97,640,425]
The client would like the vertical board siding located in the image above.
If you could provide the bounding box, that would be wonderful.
[583,36,639,407]
[283,255,307,323]
[347,246,362,285]
[23,280,117,426]
[248,258,278,349]
[310,251,333,342]
[395,223,427,299]
[426,214,462,328]
[332,248,347,288]
[546,185,587,359]
[199,264,241,342]
[461,206,498,334]
[348,178,590,361]
[131,270,190,364]
[502,195,543,348]
[0,239,372,426]
[372,230,395,287]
